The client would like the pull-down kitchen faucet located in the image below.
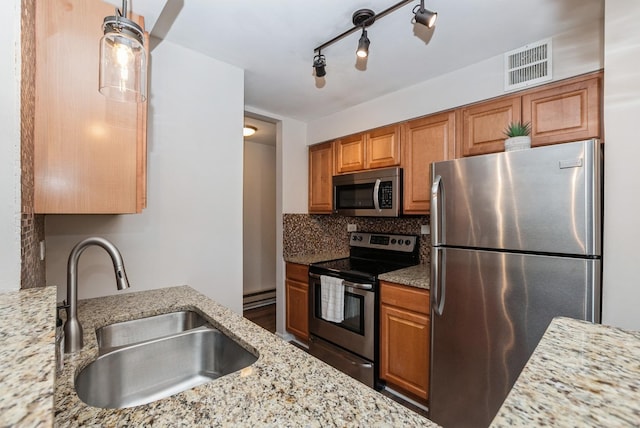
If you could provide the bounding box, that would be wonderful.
[64,237,130,353]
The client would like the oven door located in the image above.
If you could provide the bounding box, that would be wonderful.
[308,274,375,361]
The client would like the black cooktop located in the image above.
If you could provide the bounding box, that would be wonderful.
[308,232,420,283]
[310,257,412,280]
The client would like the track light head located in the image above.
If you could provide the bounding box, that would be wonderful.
[413,2,438,28]
[356,29,370,58]
[313,53,327,77]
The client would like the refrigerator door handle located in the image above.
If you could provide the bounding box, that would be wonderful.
[431,175,443,245]
[431,247,446,316]
[373,179,381,212]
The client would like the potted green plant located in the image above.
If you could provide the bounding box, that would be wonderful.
[503,121,531,151]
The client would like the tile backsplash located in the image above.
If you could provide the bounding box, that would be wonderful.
[283,214,430,264]
[20,0,46,289]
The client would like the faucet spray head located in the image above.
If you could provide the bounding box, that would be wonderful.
[116,265,130,290]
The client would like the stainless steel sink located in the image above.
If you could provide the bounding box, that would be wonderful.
[76,328,258,409]
[96,310,210,354]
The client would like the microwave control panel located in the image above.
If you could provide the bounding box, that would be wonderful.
[379,181,393,209]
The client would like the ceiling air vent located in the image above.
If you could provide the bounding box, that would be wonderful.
[504,38,552,91]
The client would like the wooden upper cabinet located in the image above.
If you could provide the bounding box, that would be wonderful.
[365,124,401,169]
[34,0,147,214]
[458,96,521,157]
[522,75,601,147]
[335,133,365,174]
[335,125,401,174]
[402,112,455,214]
[308,142,334,214]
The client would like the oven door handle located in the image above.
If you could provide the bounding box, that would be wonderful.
[309,273,373,290]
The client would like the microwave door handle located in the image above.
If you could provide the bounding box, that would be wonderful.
[373,179,381,212]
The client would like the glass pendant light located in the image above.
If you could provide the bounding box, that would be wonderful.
[99,0,147,103]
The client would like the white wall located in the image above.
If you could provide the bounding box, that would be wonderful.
[0,0,21,293]
[45,40,245,313]
[601,0,640,330]
[243,140,276,295]
[245,106,307,336]
[308,22,603,144]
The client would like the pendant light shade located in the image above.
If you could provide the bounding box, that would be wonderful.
[99,1,147,103]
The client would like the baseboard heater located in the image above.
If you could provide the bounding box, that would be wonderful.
[243,289,276,311]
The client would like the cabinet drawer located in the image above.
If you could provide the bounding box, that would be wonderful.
[286,263,309,282]
[380,281,430,315]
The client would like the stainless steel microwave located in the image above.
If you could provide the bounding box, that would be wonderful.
[333,167,402,217]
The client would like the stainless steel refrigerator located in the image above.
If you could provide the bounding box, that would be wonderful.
[428,139,603,428]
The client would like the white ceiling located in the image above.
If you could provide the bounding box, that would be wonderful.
[123,0,603,122]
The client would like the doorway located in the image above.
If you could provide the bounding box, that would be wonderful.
[242,114,277,333]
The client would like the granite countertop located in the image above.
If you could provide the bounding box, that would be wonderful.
[0,286,57,427]
[55,286,434,427]
[284,252,349,265]
[491,317,640,427]
[378,264,430,290]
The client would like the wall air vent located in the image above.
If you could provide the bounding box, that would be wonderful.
[504,38,552,91]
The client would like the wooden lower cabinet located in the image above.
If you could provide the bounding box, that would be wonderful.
[285,263,310,341]
[379,281,430,402]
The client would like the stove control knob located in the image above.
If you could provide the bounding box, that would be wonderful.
[352,236,357,241]
[391,239,397,244]
[357,236,363,241]
[405,240,411,245]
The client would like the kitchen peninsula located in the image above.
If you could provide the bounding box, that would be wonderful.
[2,285,640,426]
[54,286,433,426]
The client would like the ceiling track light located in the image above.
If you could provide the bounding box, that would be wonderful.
[356,28,370,58]
[313,52,327,77]
[99,0,147,103]
[413,0,438,28]
[312,0,437,78]
[353,9,374,59]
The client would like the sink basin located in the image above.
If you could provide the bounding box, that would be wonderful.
[96,310,210,354]
[76,328,258,409]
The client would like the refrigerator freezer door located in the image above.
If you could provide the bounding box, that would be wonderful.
[429,248,600,428]
[431,139,602,256]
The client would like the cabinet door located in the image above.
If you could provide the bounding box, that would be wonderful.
[459,97,521,157]
[308,142,334,214]
[335,133,365,173]
[380,294,430,401]
[402,112,455,214]
[286,279,309,341]
[365,124,401,169]
[34,0,147,214]
[522,76,601,147]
